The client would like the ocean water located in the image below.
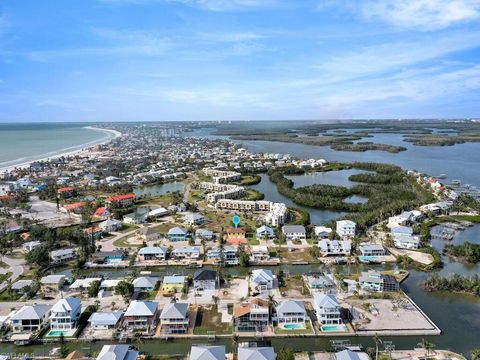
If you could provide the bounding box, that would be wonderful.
[0,123,112,169]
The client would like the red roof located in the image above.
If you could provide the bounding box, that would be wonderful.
[106,193,136,202]
[94,207,109,216]
[0,195,13,202]
[62,202,86,211]
[58,187,74,193]
[227,227,246,234]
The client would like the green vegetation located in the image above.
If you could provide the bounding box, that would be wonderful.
[193,306,232,335]
[424,274,480,296]
[268,162,434,232]
[242,189,264,201]
[444,242,480,264]
[236,174,261,186]
[115,280,134,301]
[276,348,295,360]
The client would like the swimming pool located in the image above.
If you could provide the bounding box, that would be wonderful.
[46,330,69,337]
[358,256,379,263]
[321,324,348,332]
[105,256,123,264]
[283,323,305,330]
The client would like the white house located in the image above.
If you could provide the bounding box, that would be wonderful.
[172,246,200,259]
[251,269,275,290]
[133,277,158,292]
[189,345,225,360]
[88,311,124,330]
[314,226,332,239]
[318,239,351,257]
[183,213,205,226]
[96,345,139,360]
[193,269,219,290]
[336,220,356,240]
[123,300,159,332]
[10,304,51,333]
[50,248,77,264]
[22,241,41,252]
[282,225,306,241]
[358,243,387,257]
[50,297,82,332]
[314,294,342,326]
[250,245,270,262]
[256,225,276,240]
[138,246,167,261]
[276,300,307,325]
[159,302,189,334]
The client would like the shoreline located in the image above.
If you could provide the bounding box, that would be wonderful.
[0,126,122,173]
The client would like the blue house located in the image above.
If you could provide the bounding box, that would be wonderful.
[168,227,188,241]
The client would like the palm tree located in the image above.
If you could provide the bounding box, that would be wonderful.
[470,349,480,360]
[373,334,382,360]
[231,334,240,358]
[419,339,435,358]
[267,294,277,319]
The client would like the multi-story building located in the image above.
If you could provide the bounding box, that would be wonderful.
[233,298,270,332]
[50,297,82,332]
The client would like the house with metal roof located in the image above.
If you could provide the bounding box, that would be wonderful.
[238,346,275,360]
[334,350,370,360]
[10,304,51,333]
[318,239,351,257]
[314,294,342,326]
[133,277,158,292]
[162,275,186,293]
[256,225,276,240]
[88,311,124,330]
[167,227,188,242]
[50,297,82,332]
[189,345,225,360]
[159,302,189,334]
[138,246,167,261]
[96,345,139,360]
[276,300,307,325]
[251,269,275,291]
[282,225,306,241]
[123,301,159,332]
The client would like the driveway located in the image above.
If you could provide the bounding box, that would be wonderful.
[0,255,26,292]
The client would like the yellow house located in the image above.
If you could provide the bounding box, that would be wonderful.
[162,275,186,293]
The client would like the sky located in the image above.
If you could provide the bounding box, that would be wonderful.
[0,0,480,122]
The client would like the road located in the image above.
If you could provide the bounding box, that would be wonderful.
[0,254,26,292]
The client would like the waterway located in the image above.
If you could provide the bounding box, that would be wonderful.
[134,181,185,198]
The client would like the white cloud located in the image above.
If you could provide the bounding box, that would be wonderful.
[318,0,480,30]
[195,31,265,43]
[362,0,480,30]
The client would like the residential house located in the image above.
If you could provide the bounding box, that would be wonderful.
[148,207,168,219]
[256,226,276,240]
[238,346,275,360]
[206,246,238,265]
[83,226,104,240]
[105,194,136,208]
[100,219,122,232]
[133,277,158,292]
[40,275,66,293]
[233,298,270,332]
[334,350,370,360]
[137,227,160,242]
[92,250,125,264]
[358,243,387,257]
[306,274,336,293]
[123,211,147,225]
[314,294,342,326]
[195,228,214,240]
[336,220,356,240]
[50,297,82,332]
[10,279,34,294]
[161,276,186,293]
[225,227,247,245]
[96,345,139,360]
[276,300,307,325]
[123,301,159,332]
[57,187,75,199]
[282,225,306,241]
[167,227,188,242]
[359,270,400,292]
[159,302,189,334]
[193,269,219,290]
[95,207,111,219]
[250,245,270,262]
[318,239,351,257]
[183,213,205,226]
[22,241,41,252]
[172,246,200,259]
[88,311,123,330]
[251,269,275,291]
[138,246,167,261]
[314,226,332,239]
[189,346,225,360]
[10,304,51,333]
[393,233,421,249]
[50,248,77,264]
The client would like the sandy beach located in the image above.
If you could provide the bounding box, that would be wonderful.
[0,126,122,173]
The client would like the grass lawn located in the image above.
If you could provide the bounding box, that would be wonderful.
[280,275,309,295]
[0,261,8,269]
[118,223,139,233]
[0,272,12,284]
[0,289,21,301]
[193,306,232,335]
[113,236,141,248]
[277,248,316,263]
[275,321,314,334]
[203,210,259,233]
[151,222,177,233]
[242,189,264,201]
[6,251,25,260]
[137,290,157,300]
